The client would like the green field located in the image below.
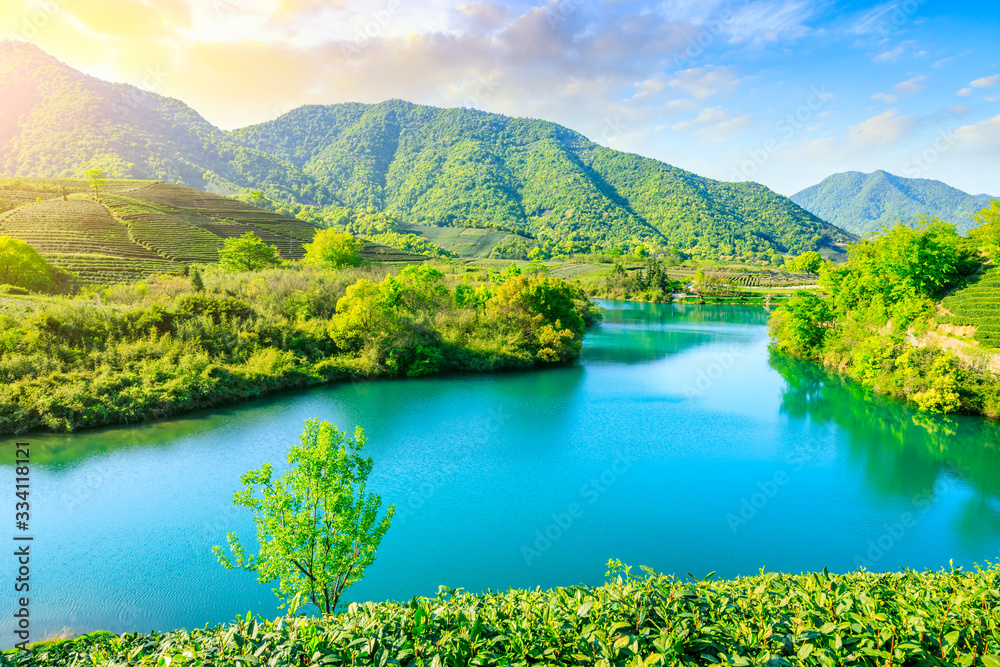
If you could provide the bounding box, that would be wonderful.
[940,266,1000,349]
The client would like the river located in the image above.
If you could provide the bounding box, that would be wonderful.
[3,300,999,646]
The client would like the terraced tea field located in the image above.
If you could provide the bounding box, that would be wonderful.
[666,265,819,288]
[45,254,186,284]
[0,199,165,260]
[940,266,1000,349]
[0,178,430,283]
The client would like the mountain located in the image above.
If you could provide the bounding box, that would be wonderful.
[0,41,336,207]
[791,170,992,236]
[0,41,851,260]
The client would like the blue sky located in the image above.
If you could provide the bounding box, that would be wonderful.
[3,0,999,195]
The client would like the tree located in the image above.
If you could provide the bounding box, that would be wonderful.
[218,232,282,272]
[190,268,205,292]
[784,250,825,274]
[86,168,106,200]
[0,236,53,292]
[767,291,833,358]
[302,229,362,268]
[968,198,1000,260]
[214,419,394,615]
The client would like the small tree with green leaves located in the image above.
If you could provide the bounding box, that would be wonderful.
[0,236,53,292]
[85,168,106,200]
[218,232,282,272]
[303,228,363,268]
[214,419,394,615]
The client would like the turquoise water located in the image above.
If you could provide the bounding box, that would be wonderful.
[3,300,1000,645]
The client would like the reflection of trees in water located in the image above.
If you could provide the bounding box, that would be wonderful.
[585,303,768,365]
[770,351,1000,552]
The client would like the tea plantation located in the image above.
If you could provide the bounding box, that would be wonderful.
[0,178,427,284]
[6,564,999,666]
[940,266,1000,349]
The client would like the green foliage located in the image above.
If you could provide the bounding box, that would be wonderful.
[783,250,825,273]
[822,218,978,320]
[0,236,52,292]
[769,220,995,415]
[218,232,283,272]
[215,419,393,615]
[10,563,1000,666]
[940,266,1000,349]
[85,167,105,199]
[592,260,680,303]
[0,263,599,434]
[768,292,833,358]
[968,198,1000,261]
[303,228,362,268]
[792,170,991,235]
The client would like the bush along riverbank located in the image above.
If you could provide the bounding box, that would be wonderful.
[768,220,1000,418]
[0,263,600,434]
[8,561,1000,666]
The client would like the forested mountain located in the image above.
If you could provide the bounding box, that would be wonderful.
[0,41,335,206]
[0,41,851,260]
[230,102,851,259]
[791,170,991,235]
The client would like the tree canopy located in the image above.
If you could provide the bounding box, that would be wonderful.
[218,232,282,272]
[0,236,53,291]
[303,228,362,268]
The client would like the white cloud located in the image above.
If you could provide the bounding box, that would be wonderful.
[871,91,898,104]
[666,66,742,100]
[971,74,1000,89]
[726,0,814,43]
[956,87,974,97]
[846,110,919,146]
[873,44,905,62]
[892,74,925,96]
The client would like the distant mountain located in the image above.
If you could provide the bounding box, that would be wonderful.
[0,41,852,260]
[791,170,991,235]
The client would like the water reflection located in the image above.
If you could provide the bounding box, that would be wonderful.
[771,351,1000,552]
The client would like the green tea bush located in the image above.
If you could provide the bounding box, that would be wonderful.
[8,563,1000,666]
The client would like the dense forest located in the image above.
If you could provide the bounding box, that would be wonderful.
[1,42,851,262]
[231,101,852,260]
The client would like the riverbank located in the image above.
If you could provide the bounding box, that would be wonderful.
[10,563,1000,665]
[0,264,600,435]
[768,221,1000,418]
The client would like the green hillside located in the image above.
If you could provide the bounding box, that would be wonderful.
[230,102,852,260]
[0,42,851,262]
[791,170,992,235]
[0,177,425,284]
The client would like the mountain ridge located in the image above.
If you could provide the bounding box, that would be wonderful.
[791,169,991,235]
[0,41,851,260]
